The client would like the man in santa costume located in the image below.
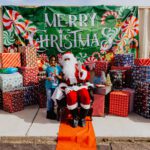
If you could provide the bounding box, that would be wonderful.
[59,52,91,127]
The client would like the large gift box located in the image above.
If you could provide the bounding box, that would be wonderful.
[92,94,105,116]
[0,72,23,92]
[0,53,21,68]
[134,58,150,66]
[19,46,38,67]
[3,90,24,113]
[114,54,134,66]
[19,67,39,86]
[36,81,47,108]
[134,81,150,118]
[21,86,38,106]
[111,66,132,87]
[109,91,130,117]
[131,66,150,88]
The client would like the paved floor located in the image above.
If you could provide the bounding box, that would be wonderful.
[0,105,150,137]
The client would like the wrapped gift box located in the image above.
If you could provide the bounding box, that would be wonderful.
[3,90,24,113]
[36,82,46,108]
[132,66,150,88]
[0,90,3,109]
[122,88,135,112]
[110,70,126,89]
[92,94,105,116]
[19,46,38,67]
[21,86,38,106]
[134,58,150,66]
[94,85,112,95]
[134,81,150,118]
[19,67,39,86]
[111,66,132,87]
[0,72,23,92]
[0,53,21,68]
[114,54,134,66]
[109,91,130,117]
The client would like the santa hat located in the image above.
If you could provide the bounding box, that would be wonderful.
[61,51,77,65]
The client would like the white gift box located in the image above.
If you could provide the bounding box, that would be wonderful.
[0,72,23,92]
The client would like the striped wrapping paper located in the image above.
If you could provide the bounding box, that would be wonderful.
[19,67,39,86]
[114,54,134,66]
[0,72,23,92]
[134,58,150,66]
[0,53,21,68]
[109,91,130,117]
[134,81,150,118]
[3,90,24,113]
[19,46,38,67]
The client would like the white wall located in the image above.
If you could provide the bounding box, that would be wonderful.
[0,0,150,6]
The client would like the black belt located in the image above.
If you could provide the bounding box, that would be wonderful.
[69,83,83,86]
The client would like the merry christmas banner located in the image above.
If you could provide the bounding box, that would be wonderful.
[2,6,139,62]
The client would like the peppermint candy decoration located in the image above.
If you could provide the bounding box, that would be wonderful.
[3,30,15,46]
[84,56,97,70]
[22,20,37,39]
[121,15,139,38]
[101,11,118,25]
[3,9,25,34]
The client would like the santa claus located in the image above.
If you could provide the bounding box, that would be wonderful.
[59,52,91,127]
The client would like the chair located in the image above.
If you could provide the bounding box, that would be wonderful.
[56,85,94,121]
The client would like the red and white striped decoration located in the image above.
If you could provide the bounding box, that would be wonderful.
[3,10,25,34]
[101,11,118,25]
[84,56,97,70]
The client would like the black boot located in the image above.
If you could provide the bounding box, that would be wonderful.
[79,108,89,127]
[46,110,57,120]
[70,108,79,128]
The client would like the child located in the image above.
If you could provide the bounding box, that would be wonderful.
[45,55,62,120]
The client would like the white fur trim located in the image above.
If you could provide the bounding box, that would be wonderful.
[67,103,78,110]
[80,103,90,109]
[79,70,87,80]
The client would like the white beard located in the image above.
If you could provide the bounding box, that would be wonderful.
[62,61,77,84]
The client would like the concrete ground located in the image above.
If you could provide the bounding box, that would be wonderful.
[0,105,150,149]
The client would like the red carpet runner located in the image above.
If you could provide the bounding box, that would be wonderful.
[56,117,97,150]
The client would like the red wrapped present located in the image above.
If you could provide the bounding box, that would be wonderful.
[19,67,39,86]
[92,52,108,75]
[92,94,105,116]
[3,90,24,113]
[109,91,130,117]
[134,58,150,66]
[19,45,38,67]
[0,53,21,68]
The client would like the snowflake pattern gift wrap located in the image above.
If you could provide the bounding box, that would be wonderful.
[0,72,23,92]
[114,54,134,66]
[134,81,150,118]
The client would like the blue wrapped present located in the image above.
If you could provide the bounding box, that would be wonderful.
[114,54,134,66]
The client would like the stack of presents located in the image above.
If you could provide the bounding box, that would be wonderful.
[86,53,150,119]
[0,45,47,113]
[0,47,150,120]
